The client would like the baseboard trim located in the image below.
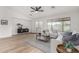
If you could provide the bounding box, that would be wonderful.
[0,35,12,39]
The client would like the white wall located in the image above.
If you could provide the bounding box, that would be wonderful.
[0,17,31,38]
[0,7,32,38]
[0,7,13,38]
[0,17,12,38]
[11,18,31,35]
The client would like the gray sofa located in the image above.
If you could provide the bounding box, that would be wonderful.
[62,32,79,46]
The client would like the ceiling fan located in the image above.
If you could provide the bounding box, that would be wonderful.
[30,6,44,13]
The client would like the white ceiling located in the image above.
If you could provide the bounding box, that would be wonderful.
[0,6,79,19]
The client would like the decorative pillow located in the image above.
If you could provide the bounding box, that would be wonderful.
[71,33,79,41]
[76,33,79,39]
[70,34,77,41]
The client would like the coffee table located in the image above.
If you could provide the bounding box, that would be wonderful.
[56,44,79,53]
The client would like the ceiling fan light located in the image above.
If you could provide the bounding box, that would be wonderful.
[35,11,38,13]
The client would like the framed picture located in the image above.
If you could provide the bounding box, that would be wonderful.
[1,20,8,25]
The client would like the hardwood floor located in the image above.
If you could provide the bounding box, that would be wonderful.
[0,33,43,53]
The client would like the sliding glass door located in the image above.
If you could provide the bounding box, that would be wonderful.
[35,17,71,33]
[63,21,71,32]
[47,20,70,32]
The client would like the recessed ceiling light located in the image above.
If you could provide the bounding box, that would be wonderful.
[51,6,55,8]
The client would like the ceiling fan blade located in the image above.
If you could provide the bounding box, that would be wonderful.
[31,7,36,11]
[38,6,41,10]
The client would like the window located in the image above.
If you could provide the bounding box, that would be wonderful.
[35,21,43,33]
[63,21,70,32]
[47,17,71,32]
[52,22,62,32]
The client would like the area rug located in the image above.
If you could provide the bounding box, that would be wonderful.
[25,38,50,53]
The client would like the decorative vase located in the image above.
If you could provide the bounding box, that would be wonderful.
[66,48,72,52]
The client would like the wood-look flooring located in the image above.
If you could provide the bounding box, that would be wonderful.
[0,33,43,53]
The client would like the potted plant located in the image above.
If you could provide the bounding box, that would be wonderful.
[64,41,74,52]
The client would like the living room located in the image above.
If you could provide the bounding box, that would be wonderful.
[0,6,79,53]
